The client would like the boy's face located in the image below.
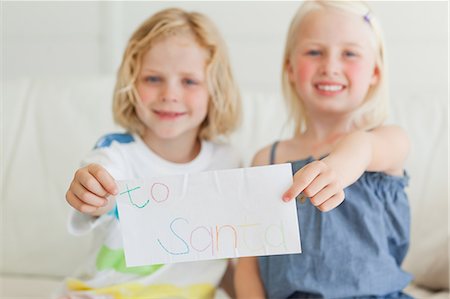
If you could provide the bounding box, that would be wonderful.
[288,8,379,120]
[135,33,209,143]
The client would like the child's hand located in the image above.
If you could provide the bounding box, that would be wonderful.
[65,163,118,216]
[282,160,345,212]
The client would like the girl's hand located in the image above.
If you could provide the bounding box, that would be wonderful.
[282,160,345,212]
[65,163,118,216]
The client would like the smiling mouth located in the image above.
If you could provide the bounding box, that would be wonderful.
[315,84,345,92]
[153,110,186,119]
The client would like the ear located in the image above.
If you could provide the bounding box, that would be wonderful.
[286,60,295,83]
[370,64,380,86]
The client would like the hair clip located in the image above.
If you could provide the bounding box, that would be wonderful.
[363,12,371,24]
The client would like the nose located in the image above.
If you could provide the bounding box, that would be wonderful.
[320,54,341,77]
[161,81,179,102]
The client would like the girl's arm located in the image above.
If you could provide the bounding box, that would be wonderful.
[235,257,265,299]
[234,148,271,298]
[283,125,410,212]
[326,125,410,179]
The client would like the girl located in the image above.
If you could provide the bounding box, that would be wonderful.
[235,1,412,298]
[62,8,241,299]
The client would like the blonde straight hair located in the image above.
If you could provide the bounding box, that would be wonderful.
[282,0,389,134]
[113,8,241,140]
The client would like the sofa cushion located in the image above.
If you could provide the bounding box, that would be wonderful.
[0,276,61,298]
[2,77,448,294]
[390,95,449,290]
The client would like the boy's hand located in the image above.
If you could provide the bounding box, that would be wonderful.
[66,163,118,216]
[282,160,345,212]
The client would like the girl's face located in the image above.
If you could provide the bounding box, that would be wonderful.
[135,34,209,141]
[288,8,379,119]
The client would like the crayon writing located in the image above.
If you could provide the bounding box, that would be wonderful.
[119,182,170,208]
[157,218,189,255]
[156,218,286,256]
[116,164,301,266]
[151,183,169,203]
[120,184,147,208]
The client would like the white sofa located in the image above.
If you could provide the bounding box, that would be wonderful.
[1,75,448,298]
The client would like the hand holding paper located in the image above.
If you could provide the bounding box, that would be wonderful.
[116,163,302,266]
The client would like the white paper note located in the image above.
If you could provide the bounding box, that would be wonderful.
[115,163,301,266]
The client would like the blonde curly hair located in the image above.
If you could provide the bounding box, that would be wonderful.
[113,8,241,140]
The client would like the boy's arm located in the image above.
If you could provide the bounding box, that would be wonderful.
[66,163,118,216]
[283,125,410,211]
[235,257,265,299]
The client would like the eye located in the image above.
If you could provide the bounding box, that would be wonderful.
[343,50,358,58]
[183,78,198,86]
[145,76,161,83]
[306,50,321,56]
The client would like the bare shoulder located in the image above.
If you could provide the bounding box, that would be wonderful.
[252,145,272,166]
[371,124,409,138]
[251,139,297,166]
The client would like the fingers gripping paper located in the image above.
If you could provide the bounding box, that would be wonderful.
[115,163,302,266]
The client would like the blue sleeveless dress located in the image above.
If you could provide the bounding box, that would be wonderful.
[258,142,412,299]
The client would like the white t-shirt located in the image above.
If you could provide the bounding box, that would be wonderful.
[62,133,240,299]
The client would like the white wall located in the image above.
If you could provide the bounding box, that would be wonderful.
[3,1,448,97]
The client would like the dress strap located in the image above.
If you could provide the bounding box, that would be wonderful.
[269,141,280,165]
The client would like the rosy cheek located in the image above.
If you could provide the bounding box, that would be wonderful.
[136,85,155,104]
[346,63,364,78]
[293,58,315,86]
[346,61,375,83]
[187,89,208,106]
